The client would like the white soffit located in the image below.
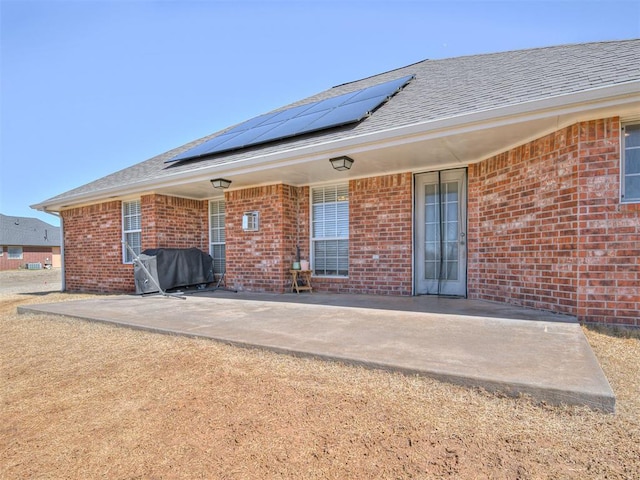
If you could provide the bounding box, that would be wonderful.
[37,83,640,210]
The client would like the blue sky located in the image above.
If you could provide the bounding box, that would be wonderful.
[1,0,639,227]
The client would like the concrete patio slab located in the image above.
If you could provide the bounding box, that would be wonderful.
[18,292,615,412]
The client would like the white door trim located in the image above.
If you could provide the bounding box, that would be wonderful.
[414,168,468,296]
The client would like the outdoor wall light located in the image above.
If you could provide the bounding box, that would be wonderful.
[210,178,232,189]
[329,156,354,171]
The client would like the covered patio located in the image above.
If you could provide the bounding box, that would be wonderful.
[18,291,615,412]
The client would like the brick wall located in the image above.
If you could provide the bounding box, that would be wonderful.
[293,186,310,264]
[576,119,639,326]
[314,173,413,295]
[61,201,134,292]
[469,117,639,327]
[468,124,581,315]
[142,194,208,250]
[0,246,58,270]
[283,184,310,281]
[61,195,209,294]
[223,175,413,295]
[57,118,637,326]
[225,185,296,292]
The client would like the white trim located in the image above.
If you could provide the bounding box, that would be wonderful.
[122,199,142,263]
[310,183,349,277]
[208,199,226,275]
[621,122,640,204]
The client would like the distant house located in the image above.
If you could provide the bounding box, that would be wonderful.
[0,214,61,270]
[33,40,640,327]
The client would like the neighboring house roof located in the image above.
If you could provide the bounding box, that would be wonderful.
[0,214,61,247]
[34,39,640,212]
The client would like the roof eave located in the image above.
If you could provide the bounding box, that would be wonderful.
[32,80,640,213]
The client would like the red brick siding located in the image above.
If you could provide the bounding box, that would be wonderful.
[293,182,353,294]
[61,195,209,294]
[57,118,638,326]
[225,185,295,292]
[142,194,208,250]
[0,246,58,270]
[224,176,412,295]
[323,173,412,295]
[576,119,639,326]
[294,186,310,264]
[469,117,639,327]
[283,184,310,274]
[61,201,134,292]
[468,124,581,315]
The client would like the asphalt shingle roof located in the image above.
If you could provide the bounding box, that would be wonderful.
[41,40,640,205]
[0,214,60,247]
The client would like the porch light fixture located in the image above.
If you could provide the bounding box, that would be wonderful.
[210,178,232,189]
[329,156,354,171]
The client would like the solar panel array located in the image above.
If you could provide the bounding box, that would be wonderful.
[166,74,414,163]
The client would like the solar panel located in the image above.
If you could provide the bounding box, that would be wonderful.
[166,74,414,164]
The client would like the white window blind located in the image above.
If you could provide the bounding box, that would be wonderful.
[122,200,141,263]
[312,184,349,276]
[209,200,226,275]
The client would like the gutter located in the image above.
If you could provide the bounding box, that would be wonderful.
[44,210,65,292]
[32,80,640,212]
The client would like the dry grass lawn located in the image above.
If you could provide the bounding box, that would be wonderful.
[1,270,639,479]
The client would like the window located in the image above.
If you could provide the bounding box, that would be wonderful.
[8,246,23,259]
[622,123,640,203]
[209,200,226,275]
[311,184,349,276]
[0,246,3,256]
[122,200,141,263]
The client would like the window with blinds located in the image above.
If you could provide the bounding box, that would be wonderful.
[122,199,141,263]
[311,184,349,276]
[622,123,640,203]
[209,200,226,275]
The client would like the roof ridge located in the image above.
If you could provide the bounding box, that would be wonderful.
[0,213,59,226]
[331,58,430,89]
[332,38,640,89]
[440,38,639,61]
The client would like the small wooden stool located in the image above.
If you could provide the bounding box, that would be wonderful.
[290,269,312,293]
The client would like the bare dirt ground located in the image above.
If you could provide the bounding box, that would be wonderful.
[1,270,639,479]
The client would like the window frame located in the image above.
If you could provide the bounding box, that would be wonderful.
[209,199,226,276]
[310,183,349,277]
[122,199,142,264]
[621,123,640,204]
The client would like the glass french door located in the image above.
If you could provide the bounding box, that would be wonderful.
[415,169,467,296]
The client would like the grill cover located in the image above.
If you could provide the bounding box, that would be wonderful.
[134,248,214,294]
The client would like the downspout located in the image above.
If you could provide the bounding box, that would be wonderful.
[45,210,65,292]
